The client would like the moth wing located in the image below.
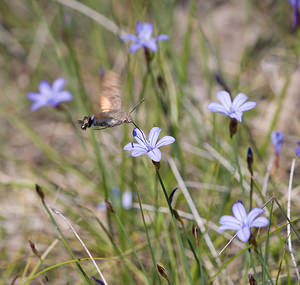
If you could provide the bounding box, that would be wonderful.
[99,71,122,113]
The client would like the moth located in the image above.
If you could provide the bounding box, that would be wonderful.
[78,71,143,130]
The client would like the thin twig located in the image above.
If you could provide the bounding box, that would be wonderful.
[287,159,300,283]
[51,208,108,285]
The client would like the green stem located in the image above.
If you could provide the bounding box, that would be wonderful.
[156,170,193,285]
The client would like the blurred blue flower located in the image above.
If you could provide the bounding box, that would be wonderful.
[207,91,257,122]
[288,0,300,28]
[124,127,175,162]
[270,131,284,155]
[120,21,169,53]
[218,201,269,242]
[295,141,300,157]
[27,78,73,111]
[97,189,133,211]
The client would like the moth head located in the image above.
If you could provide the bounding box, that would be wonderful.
[124,113,133,124]
[78,115,94,130]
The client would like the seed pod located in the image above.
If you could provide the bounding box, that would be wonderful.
[156,263,170,282]
[192,224,199,246]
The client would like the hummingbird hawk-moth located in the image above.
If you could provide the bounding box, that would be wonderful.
[78,71,143,130]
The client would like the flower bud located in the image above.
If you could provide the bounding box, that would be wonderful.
[35,184,45,201]
[247,147,253,176]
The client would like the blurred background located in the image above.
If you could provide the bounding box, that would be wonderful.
[0,0,300,284]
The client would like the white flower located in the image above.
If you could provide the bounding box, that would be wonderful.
[207,91,257,122]
[218,201,269,242]
[123,127,175,162]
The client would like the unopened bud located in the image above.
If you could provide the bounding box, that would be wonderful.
[156,263,170,283]
[29,240,41,258]
[248,274,257,285]
[247,147,253,176]
[35,184,45,201]
[229,118,238,138]
[192,224,199,246]
[157,75,166,92]
[173,209,184,225]
[168,187,178,206]
[91,276,105,285]
[105,200,115,213]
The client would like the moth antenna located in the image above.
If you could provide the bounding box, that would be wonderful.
[129,98,145,114]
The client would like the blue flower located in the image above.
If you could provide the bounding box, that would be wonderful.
[295,141,300,157]
[124,127,175,162]
[218,201,269,242]
[207,91,257,122]
[120,21,169,53]
[270,131,284,155]
[27,78,73,111]
[288,0,300,28]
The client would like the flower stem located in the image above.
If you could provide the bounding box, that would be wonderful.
[156,169,193,285]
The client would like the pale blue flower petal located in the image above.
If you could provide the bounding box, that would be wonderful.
[31,100,48,111]
[156,136,175,148]
[218,224,240,232]
[239,101,257,112]
[143,40,157,52]
[124,142,146,151]
[250,217,269,228]
[27,92,41,101]
[232,201,247,222]
[133,128,148,147]
[38,80,52,94]
[247,208,264,225]
[139,22,153,39]
[54,91,73,103]
[131,149,148,157]
[156,34,169,41]
[295,145,300,157]
[271,131,284,155]
[129,43,143,53]
[230,111,243,122]
[207,102,228,114]
[232,93,248,109]
[122,191,133,210]
[136,21,142,34]
[120,34,137,42]
[237,227,251,242]
[147,148,161,162]
[217,90,232,111]
[52,78,66,92]
[219,215,241,230]
[97,202,107,211]
[148,127,161,148]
